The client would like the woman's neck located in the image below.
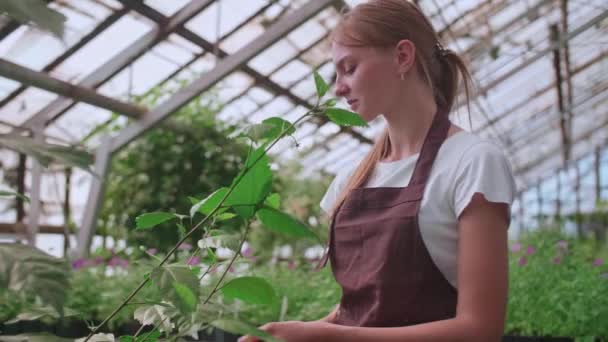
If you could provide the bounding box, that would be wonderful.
[382,85,439,162]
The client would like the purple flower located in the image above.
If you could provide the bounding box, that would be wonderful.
[108,256,128,268]
[510,243,522,253]
[518,256,527,266]
[552,257,562,265]
[72,258,88,270]
[556,240,568,251]
[178,243,192,251]
[242,246,254,259]
[146,248,158,255]
[187,256,200,265]
[93,256,105,265]
[526,246,536,255]
[593,258,604,267]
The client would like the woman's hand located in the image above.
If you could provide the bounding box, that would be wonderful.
[237,320,334,342]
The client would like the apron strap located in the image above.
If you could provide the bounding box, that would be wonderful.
[407,108,451,187]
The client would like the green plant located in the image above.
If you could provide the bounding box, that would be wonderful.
[75,72,365,341]
[97,88,248,252]
[506,229,608,340]
[0,243,70,316]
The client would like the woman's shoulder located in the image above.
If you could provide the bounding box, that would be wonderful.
[441,130,509,165]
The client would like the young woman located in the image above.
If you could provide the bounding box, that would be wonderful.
[240,0,516,341]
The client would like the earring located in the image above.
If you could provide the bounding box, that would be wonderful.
[400,73,405,81]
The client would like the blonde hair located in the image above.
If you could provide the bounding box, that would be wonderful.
[330,0,473,217]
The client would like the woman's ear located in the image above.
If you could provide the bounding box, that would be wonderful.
[395,39,416,75]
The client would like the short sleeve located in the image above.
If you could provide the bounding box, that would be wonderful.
[319,167,354,215]
[452,141,516,219]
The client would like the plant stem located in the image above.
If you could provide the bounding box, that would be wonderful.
[84,111,312,341]
[203,221,252,305]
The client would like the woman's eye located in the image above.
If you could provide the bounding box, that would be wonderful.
[345,66,356,74]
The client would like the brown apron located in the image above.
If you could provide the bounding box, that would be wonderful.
[317,109,457,327]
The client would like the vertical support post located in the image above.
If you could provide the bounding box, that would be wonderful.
[63,168,72,256]
[556,169,562,228]
[574,162,583,238]
[76,136,113,258]
[27,124,44,246]
[16,153,26,223]
[519,192,526,234]
[550,24,570,165]
[595,146,601,203]
[537,181,543,228]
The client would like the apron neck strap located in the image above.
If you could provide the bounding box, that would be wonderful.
[407,108,451,187]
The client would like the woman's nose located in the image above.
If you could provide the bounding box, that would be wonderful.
[335,81,349,97]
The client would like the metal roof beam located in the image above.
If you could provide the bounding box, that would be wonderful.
[17,0,214,130]
[0,59,147,118]
[110,0,336,152]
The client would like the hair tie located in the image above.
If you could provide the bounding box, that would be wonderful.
[435,42,448,59]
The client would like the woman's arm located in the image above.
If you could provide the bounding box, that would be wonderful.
[317,304,340,323]
[312,193,509,342]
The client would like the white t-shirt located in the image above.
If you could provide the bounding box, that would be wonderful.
[320,131,516,288]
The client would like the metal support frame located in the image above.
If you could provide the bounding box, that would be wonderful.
[110,0,336,153]
[574,162,582,236]
[18,0,214,130]
[507,79,608,154]
[550,24,570,164]
[0,59,148,118]
[0,7,128,109]
[27,124,44,245]
[537,181,543,227]
[473,9,608,101]
[595,146,601,203]
[556,169,562,221]
[63,168,72,255]
[477,49,607,134]
[16,153,26,223]
[514,95,608,177]
[76,135,112,257]
[75,0,336,257]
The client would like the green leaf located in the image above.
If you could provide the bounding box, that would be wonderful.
[221,276,277,306]
[0,134,93,172]
[211,319,281,342]
[314,71,329,98]
[0,0,66,38]
[150,265,200,313]
[228,147,272,218]
[0,244,70,314]
[136,212,177,230]
[133,304,176,334]
[202,247,217,264]
[242,117,295,143]
[325,108,368,127]
[257,206,317,239]
[172,281,197,312]
[190,188,229,217]
[216,212,237,221]
[5,306,78,324]
[198,233,242,252]
[264,193,281,209]
[0,190,30,202]
[177,223,187,239]
[323,98,337,107]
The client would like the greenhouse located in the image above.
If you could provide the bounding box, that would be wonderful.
[0,0,606,341]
